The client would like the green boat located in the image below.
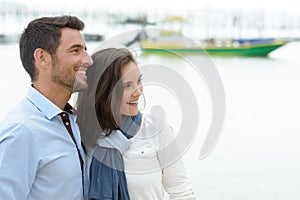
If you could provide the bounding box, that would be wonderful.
[141,37,290,57]
[136,16,290,56]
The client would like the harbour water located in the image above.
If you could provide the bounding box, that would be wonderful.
[1,39,300,199]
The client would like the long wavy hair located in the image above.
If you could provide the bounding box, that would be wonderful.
[76,48,136,148]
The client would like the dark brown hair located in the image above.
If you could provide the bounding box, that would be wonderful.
[19,15,85,81]
[76,48,136,147]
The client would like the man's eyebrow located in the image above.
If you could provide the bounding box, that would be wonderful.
[68,44,87,50]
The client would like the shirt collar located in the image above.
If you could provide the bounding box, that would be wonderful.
[26,86,74,120]
[63,103,77,115]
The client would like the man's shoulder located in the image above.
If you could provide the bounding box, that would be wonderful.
[0,98,39,130]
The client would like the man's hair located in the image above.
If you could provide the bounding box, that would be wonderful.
[19,15,85,81]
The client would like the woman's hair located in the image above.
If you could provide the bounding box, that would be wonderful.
[76,48,136,147]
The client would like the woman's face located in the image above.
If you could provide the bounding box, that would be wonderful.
[120,61,143,116]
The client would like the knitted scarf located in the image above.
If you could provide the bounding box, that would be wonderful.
[88,112,142,200]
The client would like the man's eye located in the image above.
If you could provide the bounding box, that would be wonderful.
[71,49,80,53]
[138,77,143,84]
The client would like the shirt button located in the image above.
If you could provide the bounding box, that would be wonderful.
[66,122,69,126]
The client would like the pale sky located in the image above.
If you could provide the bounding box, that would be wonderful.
[8,0,300,15]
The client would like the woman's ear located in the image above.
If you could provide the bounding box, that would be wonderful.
[33,48,51,69]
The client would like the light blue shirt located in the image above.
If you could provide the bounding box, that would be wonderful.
[0,86,86,200]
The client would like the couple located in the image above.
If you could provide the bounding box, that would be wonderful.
[0,16,195,199]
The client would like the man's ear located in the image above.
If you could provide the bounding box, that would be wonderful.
[33,48,51,69]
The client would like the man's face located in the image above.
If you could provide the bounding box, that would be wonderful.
[50,27,93,93]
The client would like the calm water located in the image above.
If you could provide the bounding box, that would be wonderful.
[1,41,300,199]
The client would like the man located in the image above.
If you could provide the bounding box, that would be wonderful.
[0,16,93,199]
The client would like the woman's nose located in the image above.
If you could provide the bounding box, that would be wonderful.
[132,85,143,97]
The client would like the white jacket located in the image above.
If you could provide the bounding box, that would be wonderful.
[123,113,196,200]
[86,113,196,200]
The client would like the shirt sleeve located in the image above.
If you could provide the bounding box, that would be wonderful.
[0,123,39,199]
[157,124,196,200]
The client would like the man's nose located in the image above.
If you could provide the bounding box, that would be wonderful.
[81,52,93,67]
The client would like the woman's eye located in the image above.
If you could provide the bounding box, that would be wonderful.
[124,83,131,88]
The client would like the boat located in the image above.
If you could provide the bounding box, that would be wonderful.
[140,31,290,56]
[0,34,20,44]
[136,16,290,56]
[83,33,104,42]
[120,15,156,26]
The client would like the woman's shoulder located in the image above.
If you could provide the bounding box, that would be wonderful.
[141,108,175,144]
[142,106,168,132]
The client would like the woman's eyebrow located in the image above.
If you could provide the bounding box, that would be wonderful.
[122,74,143,84]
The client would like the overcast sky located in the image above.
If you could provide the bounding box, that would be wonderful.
[7,0,300,15]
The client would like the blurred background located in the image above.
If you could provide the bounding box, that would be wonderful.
[1,0,300,199]
[1,0,300,40]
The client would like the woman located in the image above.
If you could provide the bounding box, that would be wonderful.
[76,48,196,200]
